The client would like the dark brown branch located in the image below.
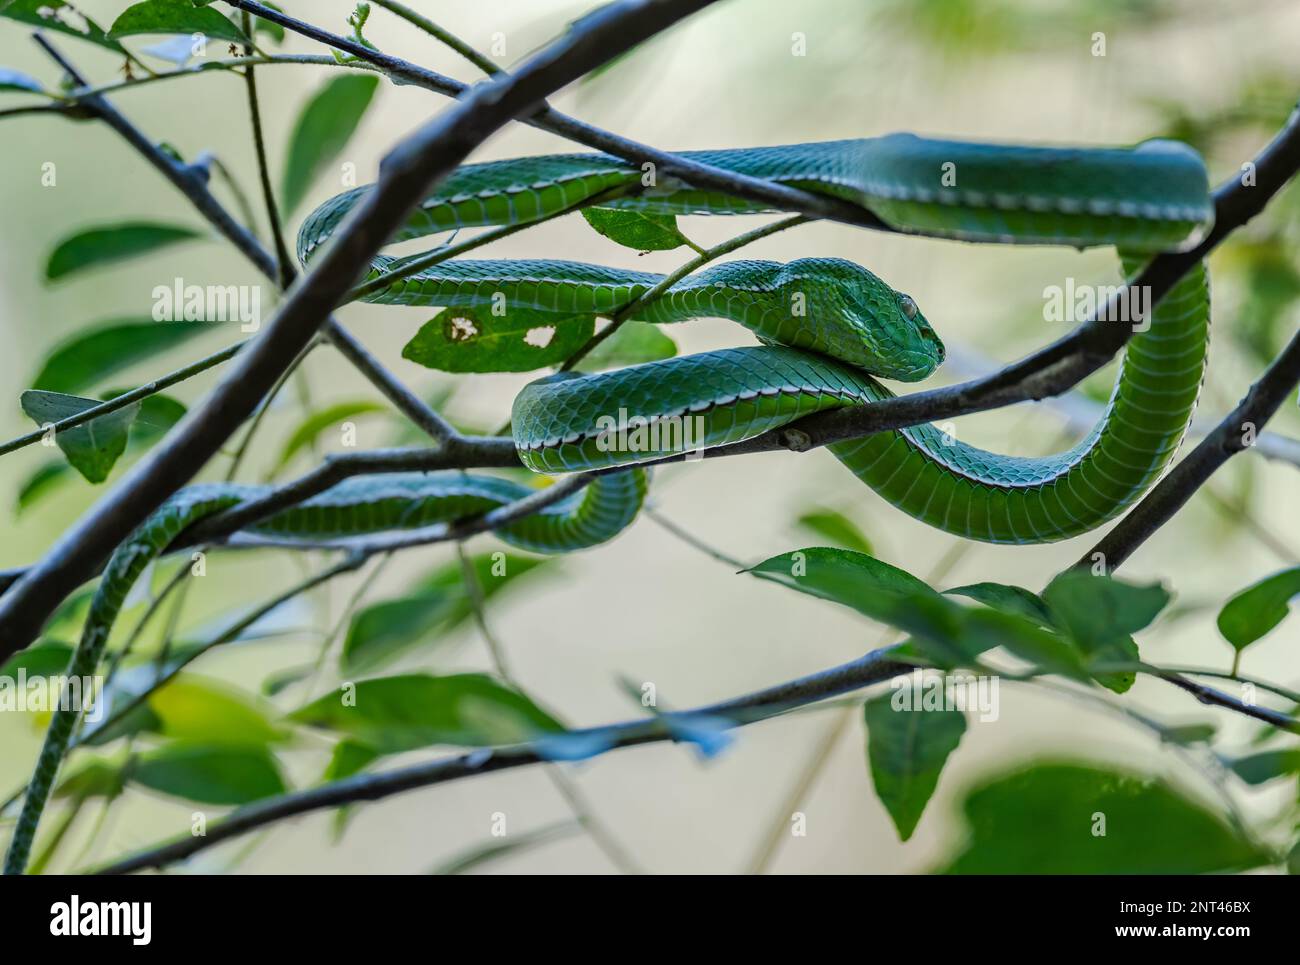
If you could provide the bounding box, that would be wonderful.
[0,0,723,664]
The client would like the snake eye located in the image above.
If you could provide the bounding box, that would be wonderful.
[899,294,919,320]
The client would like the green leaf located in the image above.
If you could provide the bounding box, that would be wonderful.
[403,305,596,373]
[291,673,564,752]
[20,390,139,483]
[340,595,456,673]
[15,461,69,513]
[0,640,73,679]
[146,677,283,745]
[131,742,286,805]
[323,739,381,781]
[45,222,201,282]
[109,0,248,45]
[252,1,285,43]
[939,762,1270,874]
[126,393,186,442]
[1042,572,1170,693]
[274,400,386,471]
[280,74,379,217]
[864,692,966,840]
[31,319,208,394]
[1217,566,1300,653]
[430,820,582,875]
[746,547,969,646]
[944,582,1052,626]
[795,508,873,555]
[0,67,43,94]
[54,757,126,800]
[341,553,550,671]
[0,1,127,54]
[573,321,677,372]
[581,207,692,252]
[1227,749,1300,786]
[749,548,1089,679]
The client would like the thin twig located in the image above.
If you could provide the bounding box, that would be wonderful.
[0,2,710,661]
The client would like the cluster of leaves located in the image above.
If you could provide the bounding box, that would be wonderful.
[751,507,1300,870]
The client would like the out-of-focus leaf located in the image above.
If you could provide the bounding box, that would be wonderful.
[0,640,73,679]
[291,673,564,752]
[403,305,595,373]
[146,677,283,745]
[1042,572,1169,693]
[341,553,550,672]
[31,319,207,394]
[1217,566,1300,654]
[864,692,966,841]
[0,1,127,54]
[252,1,284,42]
[54,757,126,800]
[944,582,1052,626]
[274,400,386,470]
[430,820,581,875]
[795,508,873,555]
[1158,723,1217,746]
[939,762,1270,874]
[20,390,139,483]
[1227,749,1300,786]
[323,739,380,782]
[280,74,378,216]
[581,207,691,252]
[574,321,677,371]
[15,461,69,513]
[131,742,285,805]
[45,223,201,282]
[0,67,43,93]
[109,0,248,45]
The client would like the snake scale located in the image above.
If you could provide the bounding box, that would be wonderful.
[4,135,1213,872]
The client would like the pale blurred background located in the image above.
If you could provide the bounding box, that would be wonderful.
[1,0,1297,873]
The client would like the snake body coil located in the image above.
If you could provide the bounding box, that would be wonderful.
[4,135,1214,873]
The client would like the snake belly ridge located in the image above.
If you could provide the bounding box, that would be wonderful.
[3,135,1215,872]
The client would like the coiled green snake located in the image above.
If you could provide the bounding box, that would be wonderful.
[4,135,1213,872]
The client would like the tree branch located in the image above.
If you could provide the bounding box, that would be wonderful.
[92,645,911,874]
[219,0,897,233]
[0,0,724,663]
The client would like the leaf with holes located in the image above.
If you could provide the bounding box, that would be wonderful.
[582,207,692,251]
[403,306,595,373]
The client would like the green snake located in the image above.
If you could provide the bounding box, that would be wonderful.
[4,135,1212,873]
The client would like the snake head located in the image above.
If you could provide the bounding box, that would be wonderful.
[775,258,944,382]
